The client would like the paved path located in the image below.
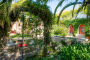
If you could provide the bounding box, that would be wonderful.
[0,43,42,60]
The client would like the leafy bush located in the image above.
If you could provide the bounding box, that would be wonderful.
[51,41,59,50]
[61,40,67,46]
[25,41,90,60]
[59,44,90,60]
[85,31,90,36]
[53,25,69,37]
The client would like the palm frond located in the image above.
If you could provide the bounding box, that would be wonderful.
[57,2,82,24]
[87,5,89,22]
[54,0,64,18]
[75,5,84,19]
[72,0,78,17]
[75,1,87,19]
[0,3,5,6]
[86,4,90,31]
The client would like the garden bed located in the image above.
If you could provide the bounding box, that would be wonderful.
[25,40,90,60]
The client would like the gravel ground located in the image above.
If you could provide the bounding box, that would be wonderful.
[0,45,42,60]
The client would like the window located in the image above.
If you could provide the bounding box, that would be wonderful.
[71,25,72,28]
[81,27,84,32]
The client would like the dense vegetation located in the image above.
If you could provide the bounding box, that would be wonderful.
[26,40,90,60]
[0,0,90,59]
[63,18,90,35]
[51,25,69,37]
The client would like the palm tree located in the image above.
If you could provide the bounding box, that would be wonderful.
[54,0,90,24]
[0,0,12,48]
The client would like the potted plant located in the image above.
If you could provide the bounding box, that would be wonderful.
[85,31,90,40]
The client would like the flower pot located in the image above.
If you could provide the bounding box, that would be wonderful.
[86,36,90,40]
[23,43,27,47]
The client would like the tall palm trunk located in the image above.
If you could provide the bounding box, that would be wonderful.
[43,21,51,56]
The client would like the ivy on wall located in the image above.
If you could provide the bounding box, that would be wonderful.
[62,18,90,35]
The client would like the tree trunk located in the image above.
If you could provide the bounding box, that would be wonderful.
[43,21,51,56]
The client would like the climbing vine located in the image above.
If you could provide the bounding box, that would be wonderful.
[62,18,90,35]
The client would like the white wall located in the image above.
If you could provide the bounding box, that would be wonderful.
[11,21,22,34]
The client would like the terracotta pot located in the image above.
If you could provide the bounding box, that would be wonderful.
[18,43,27,47]
[86,36,90,40]
[23,44,27,47]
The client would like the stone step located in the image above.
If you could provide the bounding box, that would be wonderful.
[75,34,85,38]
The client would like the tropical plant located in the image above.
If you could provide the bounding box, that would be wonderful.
[0,0,13,48]
[54,0,90,24]
[60,9,77,20]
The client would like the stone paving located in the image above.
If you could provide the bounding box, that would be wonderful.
[0,40,42,60]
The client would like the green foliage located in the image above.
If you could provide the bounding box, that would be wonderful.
[11,34,31,38]
[60,44,90,60]
[10,0,53,44]
[61,40,67,46]
[26,42,90,60]
[53,25,69,37]
[25,55,55,60]
[36,0,52,5]
[54,0,90,24]
[0,1,10,39]
[85,31,90,36]
[82,5,90,16]
[51,41,59,50]
[10,0,53,57]
[63,18,90,35]
[56,2,82,24]
[60,10,77,20]
[54,0,64,18]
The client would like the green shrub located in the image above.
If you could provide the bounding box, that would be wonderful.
[85,31,90,36]
[61,40,67,46]
[25,43,90,60]
[51,41,59,50]
[53,25,69,37]
[59,44,90,60]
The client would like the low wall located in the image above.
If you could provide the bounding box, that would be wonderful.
[51,36,66,42]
